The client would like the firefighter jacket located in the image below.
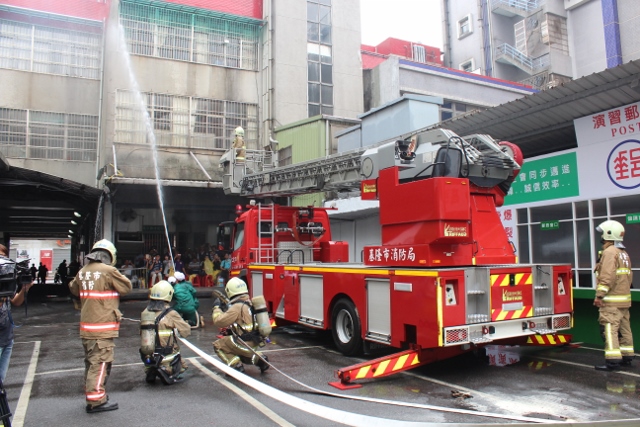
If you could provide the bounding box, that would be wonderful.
[212,294,255,336]
[595,242,633,308]
[69,261,132,339]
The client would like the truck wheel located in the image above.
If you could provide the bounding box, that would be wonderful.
[331,298,363,356]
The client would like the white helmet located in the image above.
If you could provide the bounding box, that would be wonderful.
[150,280,174,302]
[91,239,117,266]
[225,277,248,299]
[596,220,625,242]
[173,271,186,281]
[235,126,245,137]
[167,276,177,284]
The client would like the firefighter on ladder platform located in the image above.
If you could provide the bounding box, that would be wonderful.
[232,126,246,162]
[593,220,634,371]
[69,239,132,413]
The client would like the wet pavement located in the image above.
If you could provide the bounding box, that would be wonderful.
[4,295,640,426]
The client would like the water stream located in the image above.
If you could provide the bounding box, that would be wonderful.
[115,20,174,265]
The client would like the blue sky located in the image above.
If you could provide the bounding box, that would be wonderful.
[360,0,443,48]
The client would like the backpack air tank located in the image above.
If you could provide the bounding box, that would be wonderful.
[251,295,272,338]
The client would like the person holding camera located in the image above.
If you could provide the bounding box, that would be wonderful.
[0,244,32,383]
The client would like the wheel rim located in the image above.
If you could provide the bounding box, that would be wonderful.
[335,309,354,344]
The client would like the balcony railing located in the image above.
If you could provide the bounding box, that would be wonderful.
[491,0,541,15]
[495,43,549,74]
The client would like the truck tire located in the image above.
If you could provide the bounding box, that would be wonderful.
[331,298,363,356]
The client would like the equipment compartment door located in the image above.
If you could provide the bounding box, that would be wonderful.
[251,271,264,297]
[366,278,391,343]
[299,274,324,327]
[490,268,534,322]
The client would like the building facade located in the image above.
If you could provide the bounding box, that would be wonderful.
[0,0,364,261]
[441,0,640,90]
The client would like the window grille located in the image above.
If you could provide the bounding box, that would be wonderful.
[115,90,258,150]
[412,45,426,63]
[0,108,97,161]
[119,1,260,71]
[0,19,101,79]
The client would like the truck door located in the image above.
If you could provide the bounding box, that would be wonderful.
[231,221,246,270]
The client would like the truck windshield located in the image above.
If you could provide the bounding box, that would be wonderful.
[233,222,245,250]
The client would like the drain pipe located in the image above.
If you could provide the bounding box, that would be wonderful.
[112,144,118,176]
[190,151,212,181]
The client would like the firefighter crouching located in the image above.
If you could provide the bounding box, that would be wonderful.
[69,239,132,413]
[593,220,634,371]
[140,280,191,384]
[212,277,270,373]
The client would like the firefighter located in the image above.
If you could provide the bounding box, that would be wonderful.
[593,220,634,371]
[140,280,191,384]
[69,239,132,413]
[211,277,269,373]
[232,126,246,161]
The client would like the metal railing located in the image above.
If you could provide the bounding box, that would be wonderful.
[491,0,541,13]
[495,43,549,74]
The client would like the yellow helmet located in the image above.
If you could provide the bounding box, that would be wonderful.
[150,280,174,302]
[596,220,625,242]
[91,239,117,266]
[235,126,245,137]
[225,277,248,299]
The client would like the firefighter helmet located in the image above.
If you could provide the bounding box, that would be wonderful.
[150,280,174,302]
[225,277,248,299]
[91,239,117,266]
[235,126,244,137]
[596,220,625,242]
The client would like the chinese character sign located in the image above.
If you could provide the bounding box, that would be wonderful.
[607,140,640,189]
[577,103,640,146]
[504,152,580,205]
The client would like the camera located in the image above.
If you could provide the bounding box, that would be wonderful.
[0,256,32,298]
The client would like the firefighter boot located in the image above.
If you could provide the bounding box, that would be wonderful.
[257,355,270,373]
[621,356,635,367]
[595,361,622,371]
[86,401,119,413]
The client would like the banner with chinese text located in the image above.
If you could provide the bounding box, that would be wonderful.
[503,152,580,205]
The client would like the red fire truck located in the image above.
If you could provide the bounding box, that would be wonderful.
[219,128,573,387]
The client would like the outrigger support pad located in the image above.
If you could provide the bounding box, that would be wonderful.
[328,348,425,390]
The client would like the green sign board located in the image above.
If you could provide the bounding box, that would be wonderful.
[504,152,580,205]
[143,226,165,233]
[541,221,559,230]
[627,213,640,224]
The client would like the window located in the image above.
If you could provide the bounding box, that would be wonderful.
[115,90,258,150]
[0,108,97,161]
[457,14,473,39]
[440,100,479,122]
[120,1,260,71]
[0,19,101,79]
[307,0,333,117]
[513,194,640,288]
[233,222,245,250]
[459,58,475,73]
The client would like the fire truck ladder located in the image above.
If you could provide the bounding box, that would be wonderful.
[239,148,367,198]
[257,203,275,263]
